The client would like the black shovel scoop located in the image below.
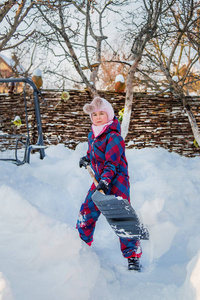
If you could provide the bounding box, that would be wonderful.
[87,165,149,240]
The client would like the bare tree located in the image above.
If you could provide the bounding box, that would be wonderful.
[121,0,171,139]
[119,0,200,146]
[161,0,200,145]
[141,0,200,145]
[0,0,35,52]
[33,0,129,97]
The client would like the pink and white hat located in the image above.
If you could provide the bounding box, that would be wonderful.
[83,97,114,122]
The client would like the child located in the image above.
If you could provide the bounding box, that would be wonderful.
[76,96,142,271]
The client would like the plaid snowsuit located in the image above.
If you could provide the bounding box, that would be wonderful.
[77,117,142,258]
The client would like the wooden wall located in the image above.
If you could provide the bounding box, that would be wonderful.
[0,89,200,157]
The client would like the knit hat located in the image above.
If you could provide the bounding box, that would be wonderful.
[83,97,114,122]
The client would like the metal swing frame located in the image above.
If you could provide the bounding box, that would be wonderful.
[0,78,45,165]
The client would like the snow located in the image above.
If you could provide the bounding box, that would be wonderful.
[33,69,42,76]
[0,143,200,300]
[172,75,179,82]
[115,74,125,83]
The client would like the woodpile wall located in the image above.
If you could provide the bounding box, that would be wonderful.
[0,89,200,157]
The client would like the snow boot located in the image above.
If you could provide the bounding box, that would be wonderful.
[128,257,141,271]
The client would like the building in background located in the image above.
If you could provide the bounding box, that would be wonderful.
[0,54,25,93]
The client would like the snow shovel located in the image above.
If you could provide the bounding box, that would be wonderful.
[87,165,149,240]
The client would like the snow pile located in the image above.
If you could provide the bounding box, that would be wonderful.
[0,144,200,300]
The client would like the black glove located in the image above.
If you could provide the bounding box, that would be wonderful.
[96,180,109,194]
[79,156,90,168]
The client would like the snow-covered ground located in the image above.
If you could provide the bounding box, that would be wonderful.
[0,143,200,300]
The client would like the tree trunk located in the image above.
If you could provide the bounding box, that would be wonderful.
[121,56,141,140]
[186,108,200,146]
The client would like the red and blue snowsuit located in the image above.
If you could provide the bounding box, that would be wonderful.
[76,116,142,258]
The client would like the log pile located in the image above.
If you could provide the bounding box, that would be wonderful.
[126,94,200,157]
[0,90,200,157]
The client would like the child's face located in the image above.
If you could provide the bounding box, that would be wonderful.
[91,111,108,126]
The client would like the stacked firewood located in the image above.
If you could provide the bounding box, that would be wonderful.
[0,90,199,157]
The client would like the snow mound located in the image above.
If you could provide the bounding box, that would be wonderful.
[0,145,200,299]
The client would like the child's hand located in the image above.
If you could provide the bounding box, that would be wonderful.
[79,156,90,168]
[96,180,109,194]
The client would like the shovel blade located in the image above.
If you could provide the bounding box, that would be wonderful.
[92,190,149,240]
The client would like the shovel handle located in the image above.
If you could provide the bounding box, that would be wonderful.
[86,165,105,194]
